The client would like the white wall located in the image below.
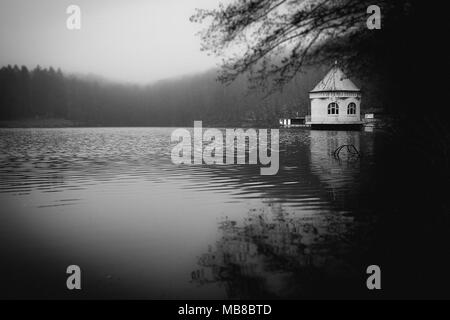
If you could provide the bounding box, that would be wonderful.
[310,95,361,124]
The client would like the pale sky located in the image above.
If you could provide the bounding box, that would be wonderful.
[0,0,228,83]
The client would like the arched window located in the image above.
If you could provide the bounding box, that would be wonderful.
[328,102,339,115]
[347,102,356,115]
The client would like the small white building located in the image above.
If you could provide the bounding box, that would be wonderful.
[306,64,362,129]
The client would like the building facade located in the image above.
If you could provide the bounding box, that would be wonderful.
[307,65,362,129]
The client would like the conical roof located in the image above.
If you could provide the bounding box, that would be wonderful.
[310,66,360,92]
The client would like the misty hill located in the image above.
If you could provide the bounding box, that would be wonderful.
[0,64,377,127]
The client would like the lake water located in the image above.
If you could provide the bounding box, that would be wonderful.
[0,127,381,299]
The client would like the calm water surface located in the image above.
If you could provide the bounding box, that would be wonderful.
[0,127,380,299]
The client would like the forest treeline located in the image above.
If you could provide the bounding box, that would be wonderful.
[0,64,380,127]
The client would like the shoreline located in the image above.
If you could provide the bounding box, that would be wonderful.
[0,118,279,129]
[0,118,80,128]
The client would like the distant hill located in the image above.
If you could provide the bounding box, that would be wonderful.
[0,64,378,127]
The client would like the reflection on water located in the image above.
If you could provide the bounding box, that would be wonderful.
[192,130,376,298]
[192,205,360,299]
[0,127,378,299]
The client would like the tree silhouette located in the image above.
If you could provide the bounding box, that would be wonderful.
[191,0,414,96]
[0,64,341,126]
